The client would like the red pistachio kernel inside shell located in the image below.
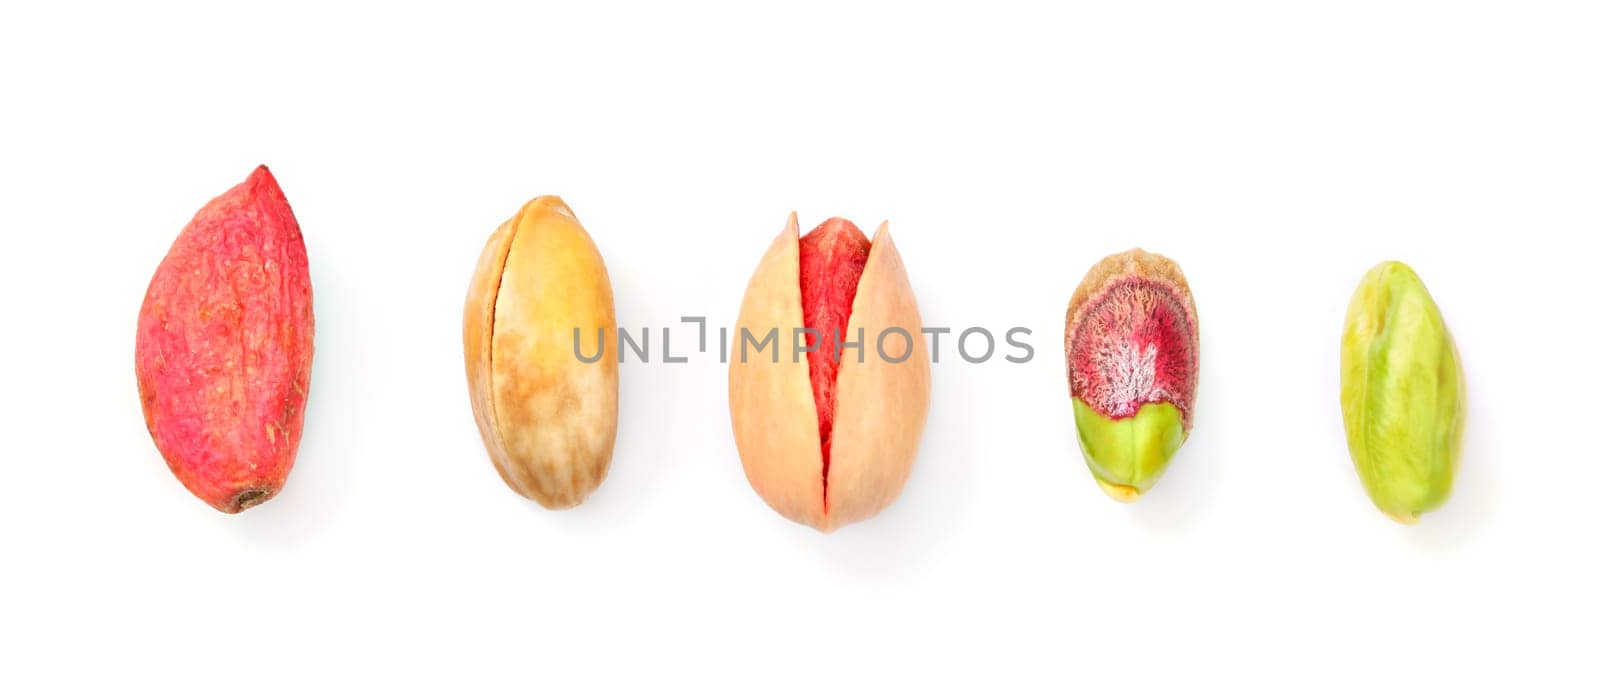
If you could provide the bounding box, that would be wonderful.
[797,218,872,501]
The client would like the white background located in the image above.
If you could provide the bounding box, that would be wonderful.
[2,1,1596,678]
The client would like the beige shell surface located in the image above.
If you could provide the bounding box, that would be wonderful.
[728,215,931,532]
[825,222,931,530]
[728,214,827,528]
[464,196,619,509]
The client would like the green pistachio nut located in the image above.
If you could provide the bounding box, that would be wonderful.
[1339,261,1465,524]
[1064,249,1199,503]
[1073,399,1186,502]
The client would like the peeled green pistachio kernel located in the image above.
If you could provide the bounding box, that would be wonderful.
[1064,249,1199,502]
[1340,261,1465,524]
[1072,399,1185,502]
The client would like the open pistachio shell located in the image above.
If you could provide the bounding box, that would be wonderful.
[728,214,931,532]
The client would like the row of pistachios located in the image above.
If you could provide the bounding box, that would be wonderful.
[136,169,1464,528]
[1064,250,1464,526]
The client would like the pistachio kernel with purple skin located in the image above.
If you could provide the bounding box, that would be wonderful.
[1064,249,1199,502]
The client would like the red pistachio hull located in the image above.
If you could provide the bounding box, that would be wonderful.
[135,166,314,513]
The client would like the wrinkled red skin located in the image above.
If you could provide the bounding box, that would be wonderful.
[135,166,314,513]
[797,218,871,502]
[1067,278,1195,423]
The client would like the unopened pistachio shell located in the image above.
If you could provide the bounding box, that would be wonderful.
[463,196,618,509]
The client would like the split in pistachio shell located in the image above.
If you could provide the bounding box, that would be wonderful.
[1340,261,1464,524]
[1064,249,1199,502]
[728,214,931,532]
[463,196,618,509]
